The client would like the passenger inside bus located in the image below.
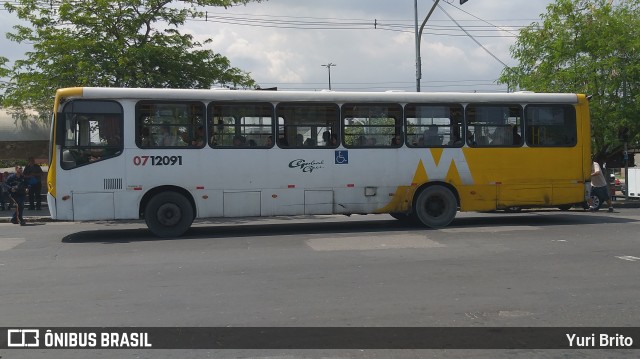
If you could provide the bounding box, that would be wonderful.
[512,125,522,145]
[140,126,155,147]
[191,126,205,147]
[322,131,331,146]
[329,134,338,147]
[391,133,402,146]
[161,126,177,146]
[233,135,246,146]
[448,127,463,146]
[423,126,441,146]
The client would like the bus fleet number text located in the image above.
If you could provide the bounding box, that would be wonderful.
[133,156,183,166]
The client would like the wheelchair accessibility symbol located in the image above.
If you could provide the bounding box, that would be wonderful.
[335,150,348,164]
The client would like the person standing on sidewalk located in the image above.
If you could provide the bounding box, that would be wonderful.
[3,166,28,225]
[588,160,614,212]
[23,157,43,210]
[0,171,5,211]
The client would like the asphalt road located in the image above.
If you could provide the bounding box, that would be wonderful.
[1,209,639,358]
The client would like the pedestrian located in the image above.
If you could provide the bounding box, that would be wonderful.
[24,157,43,210]
[1,171,11,210]
[0,171,5,211]
[588,160,613,212]
[3,166,28,225]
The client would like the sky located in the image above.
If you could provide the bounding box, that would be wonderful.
[0,0,557,93]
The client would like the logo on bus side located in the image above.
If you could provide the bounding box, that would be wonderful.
[419,148,474,185]
[289,159,324,173]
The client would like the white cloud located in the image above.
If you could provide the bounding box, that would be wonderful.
[0,0,555,92]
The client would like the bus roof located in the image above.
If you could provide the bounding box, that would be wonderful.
[57,87,581,104]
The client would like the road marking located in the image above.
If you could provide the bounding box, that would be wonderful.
[615,256,640,262]
[0,238,26,251]
[306,234,445,251]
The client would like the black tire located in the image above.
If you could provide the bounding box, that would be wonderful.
[414,185,457,228]
[145,192,194,237]
[390,212,418,224]
[558,204,572,211]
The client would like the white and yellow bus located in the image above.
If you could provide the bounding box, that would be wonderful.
[47,87,591,237]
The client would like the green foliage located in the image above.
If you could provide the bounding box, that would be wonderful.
[499,0,640,159]
[0,159,28,169]
[1,0,262,121]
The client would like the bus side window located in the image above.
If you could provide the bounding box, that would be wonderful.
[209,102,274,148]
[276,102,339,149]
[466,104,522,147]
[405,104,463,148]
[525,105,576,147]
[342,103,402,148]
[136,101,205,149]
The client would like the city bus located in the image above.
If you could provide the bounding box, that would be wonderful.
[47,87,591,237]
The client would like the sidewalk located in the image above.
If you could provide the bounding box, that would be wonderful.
[0,203,52,222]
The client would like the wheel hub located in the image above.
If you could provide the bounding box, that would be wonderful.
[157,203,182,226]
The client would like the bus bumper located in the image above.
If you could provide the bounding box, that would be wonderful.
[47,193,57,219]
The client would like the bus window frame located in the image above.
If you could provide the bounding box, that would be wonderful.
[136,100,206,149]
[276,102,340,149]
[341,102,403,148]
[524,104,577,147]
[465,103,524,148]
[405,103,465,148]
[208,101,275,148]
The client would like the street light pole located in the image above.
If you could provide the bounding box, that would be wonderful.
[321,63,336,90]
[414,0,441,92]
[415,0,469,92]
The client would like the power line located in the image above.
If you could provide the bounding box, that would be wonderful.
[0,4,537,39]
[437,3,510,69]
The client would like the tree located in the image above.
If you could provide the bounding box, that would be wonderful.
[498,0,640,161]
[1,0,263,121]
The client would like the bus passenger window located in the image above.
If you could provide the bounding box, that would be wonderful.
[209,102,274,148]
[342,103,402,148]
[525,105,576,147]
[405,104,463,148]
[466,104,523,147]
[136,101,205,149]
[276,102,339,149]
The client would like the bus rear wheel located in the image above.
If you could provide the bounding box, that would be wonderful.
[145,192,194,237]
[414,185,457,228]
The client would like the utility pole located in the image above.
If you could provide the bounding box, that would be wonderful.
[414,0,440,92]
[321,63,336,90]
[414,0,469,92]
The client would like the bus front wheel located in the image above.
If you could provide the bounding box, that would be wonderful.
[414,185,457,228]
[145,192,194,237]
